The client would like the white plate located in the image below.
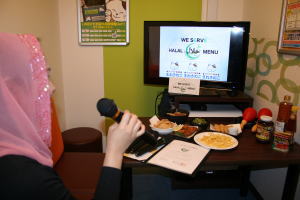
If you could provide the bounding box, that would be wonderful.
[150,126,173,135]
[194,132,238,150]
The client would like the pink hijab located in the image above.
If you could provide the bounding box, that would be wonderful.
[0,33,53,167]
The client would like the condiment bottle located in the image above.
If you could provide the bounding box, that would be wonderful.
[285,106,298,146]
[275,95,292,132]
[256,115,274,143]
[272,106,298,152]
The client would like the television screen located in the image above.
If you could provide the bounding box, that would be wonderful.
[144,21,250,91]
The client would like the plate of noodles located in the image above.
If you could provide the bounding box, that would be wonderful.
[194,132,238,150]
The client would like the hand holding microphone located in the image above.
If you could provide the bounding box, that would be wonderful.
[96,98,158,146]
[97,98,150,168]
[106,110,145,157]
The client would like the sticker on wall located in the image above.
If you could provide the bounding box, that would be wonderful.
[277,0,300,55]
[77,0,129,46]
[246,37,300,106]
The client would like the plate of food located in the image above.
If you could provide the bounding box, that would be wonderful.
[173,125,199,138]
[194,132,238,150]
[210,123,242,136]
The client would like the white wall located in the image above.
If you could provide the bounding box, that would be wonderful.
[202,0,244,21]
[0,0,66,128]
[58,0,105,132]
[243,0,282,40]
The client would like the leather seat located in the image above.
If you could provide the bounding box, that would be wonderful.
[54,152,105,200]
[62,127,103,153]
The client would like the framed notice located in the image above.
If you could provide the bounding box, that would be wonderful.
[277,0,300,55]
[77,0,129,46]
[168,77,200,95]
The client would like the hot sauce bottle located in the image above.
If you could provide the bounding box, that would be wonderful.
[275,95,292,132]
[272,106,297,152]
[273,96,296,152]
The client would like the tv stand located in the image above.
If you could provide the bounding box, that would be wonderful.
[198,88,220,96]
[170,90,253,112]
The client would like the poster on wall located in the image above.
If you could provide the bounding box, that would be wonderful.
[77,0,129,46]
[277,0,300,55]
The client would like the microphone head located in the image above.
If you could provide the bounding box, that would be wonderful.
[96,98,118,118]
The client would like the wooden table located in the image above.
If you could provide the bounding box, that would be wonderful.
[121,117,300,200]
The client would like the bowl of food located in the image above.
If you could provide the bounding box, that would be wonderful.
[150,119,176,135]
[165,109,189,124]
[191,117,209,131]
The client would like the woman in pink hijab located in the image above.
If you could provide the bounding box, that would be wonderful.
[0,33,145,200]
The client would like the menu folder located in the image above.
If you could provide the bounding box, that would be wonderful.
[125,139,210,175]
[135,138,166,157]
[147,140,210,175]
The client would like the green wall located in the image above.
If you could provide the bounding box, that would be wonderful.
[104,0,202,116]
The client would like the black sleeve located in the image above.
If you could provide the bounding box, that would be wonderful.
[0,155,77,200]
[93,167,122,200]
[41,166,122,200]
[0,155,122,200]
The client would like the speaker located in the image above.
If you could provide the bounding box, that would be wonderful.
[158,89,172,117]
[227,83,238,97]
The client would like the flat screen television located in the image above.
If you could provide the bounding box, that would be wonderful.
[144,21,250,92]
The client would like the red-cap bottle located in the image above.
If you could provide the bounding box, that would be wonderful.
[275,95,292,132]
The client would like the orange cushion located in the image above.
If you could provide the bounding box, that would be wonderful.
[49,98,64,165]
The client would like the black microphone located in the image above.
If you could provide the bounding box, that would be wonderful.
[96,98,158,146]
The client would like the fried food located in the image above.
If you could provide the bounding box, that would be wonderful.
[176,125,198,137]
[154,119,174,129]
[212,123,233,134]
[166,112,187,116]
